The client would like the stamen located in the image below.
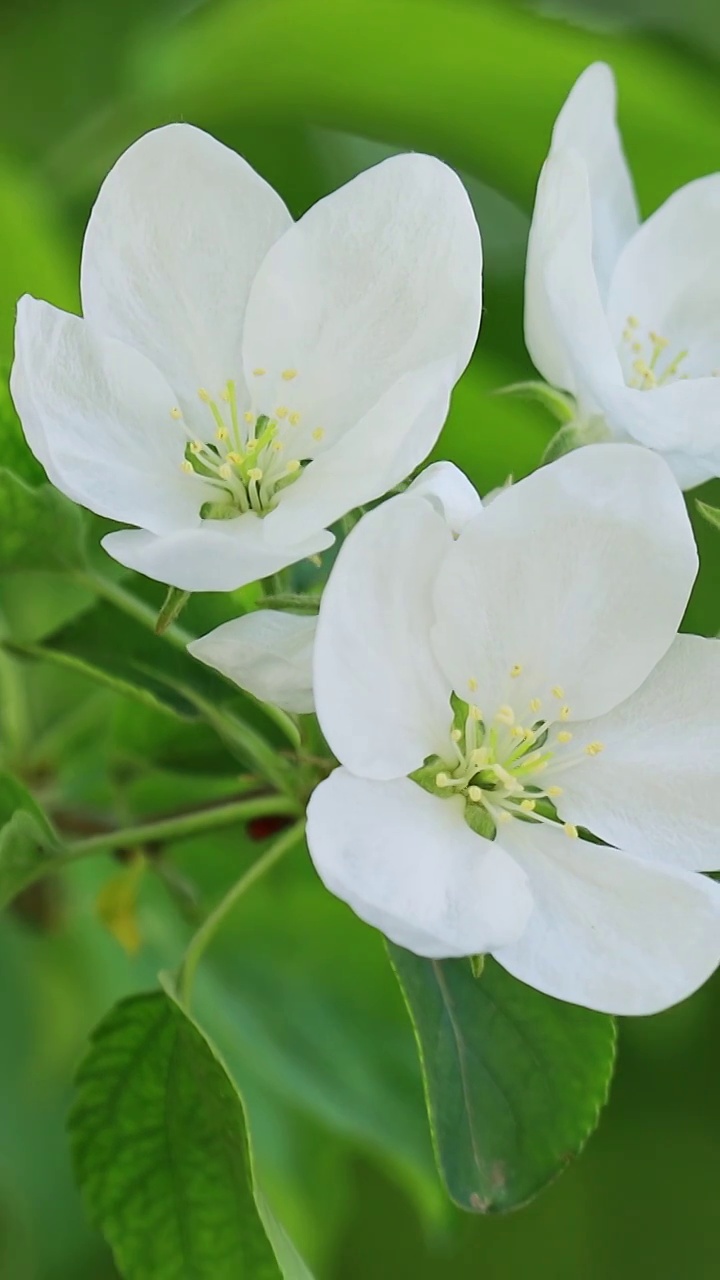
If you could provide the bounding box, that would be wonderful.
[510,664,522,678]
[557,731,572,744]
[281,369,298,381]
[547,785,563,797]
[551,686,564,699]
[468,677,478,692]
[529,698,542,713]
[216,426,229,442]
[312,427,325,441]
[170,407,182,420]
[495,704,515,725]
[520,799,536,812]
[563,823,579,838]
[181,459,194,474]
[585,741,605,756]
[248,468,263,482]
[244,411,256,425]
[276,406,289,419]
[286,460,301,474]
[467,786,483,802]
[559,705,571,721]
[289,412,301,426]
[252,368,267,377]
[450,729,462,743]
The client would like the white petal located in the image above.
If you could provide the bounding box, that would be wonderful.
[607,174,720,381]
[307,771,532,958]
[525,150,623,400]
[551,63,639,298]
[102,517,334,592]
[188,611,316,712]
[242,153,481,440]
[313,492,453,780]
[493,819,720,1015]
[11,297,205,532]
[407,461,481,534]
[431,444,697,723]
[81,124,292,421]
[556,635,720,871]
[262,358,455,547]
[592,374,720,487]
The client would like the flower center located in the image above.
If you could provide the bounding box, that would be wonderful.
[619,315,689,390]
[172,369,325,520]
[412,674,605,840]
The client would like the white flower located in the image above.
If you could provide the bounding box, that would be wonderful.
[306,444,720,1015]
[525,62,720,489]
[10,126,482,591]
[188,462,481,711]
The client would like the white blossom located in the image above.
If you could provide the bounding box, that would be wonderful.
[11,125,482,590]
[306,446,720,1015]
[526,62,720,488]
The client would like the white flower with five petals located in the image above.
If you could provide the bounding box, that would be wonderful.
[10,125,482,591]
[526,63,720,489]
[306,445,720,1015]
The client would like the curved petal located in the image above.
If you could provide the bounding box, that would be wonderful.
[242,153,481,441]
[407,461,481,535]
[492,820,720,1015]
[592,376,720,485]
[307,771,532,958]
[262,359,454,547]
[556,635,720,872]
[551,63,639,299]
[102,517,334,593]
[11,297,206,532]
[431,444,697,724]
[189,611,316,712]
[525,150,623,401]
[607,174,720,381]
[81,124,292,422]
[313,493,453,780]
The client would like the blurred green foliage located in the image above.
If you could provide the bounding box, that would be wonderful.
[1,0,720,1276]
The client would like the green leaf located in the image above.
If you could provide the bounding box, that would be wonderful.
[388,950,616,1213]
[0,469,86,573]
[0,771,64,909]
[69,991,287,1280]
[696,500,720,534]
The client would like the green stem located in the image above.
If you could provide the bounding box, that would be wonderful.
[177,818,305,1005]
[64,794,298,861]
[77,570,192,652]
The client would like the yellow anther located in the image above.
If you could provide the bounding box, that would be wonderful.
[563,823,579,839]
[170,406,182,420]
[468,677,478,692]
[627,315,640,329]
[312,427,326,441]
[468,705,482,721]
[649,331,668,350]
[226,452,242,465]
[245,438,258,451]
[585,741,605,756]
[281,369,298,381]
[215,426,229,441]
[511,725,525,740]
[467,786,483,802]
[436,772,451,788]
[450,728,462,743]
[631,341,642,353]
[547,785,563,798]
[276,406,289,419]
[470,747,488,768]
[181,459,194,474]
[286,459,301,474]
[272,441,285,453]
[189,440,203,455]
[510,664,522,678]
[198,388,211,403]
[495,705,515,726]
[289,412,301,426]
[520,799,536,813]
[218,463,232,480]
[248,468,263,482]
[497,811,512,824]
[529,697,542,713]
[244,411,256,425]
[551,686,564,699]
[559,705,571,721]
[252,367,266,377]
[557,731,573,744]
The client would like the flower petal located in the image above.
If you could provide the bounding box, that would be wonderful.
[555,634,720,872]
[406,460,482,534]
[307,770,532,958]
[313,490,454,780]
[493,819,720,1015]
[11,297,206,532]
[431,444,697,724]
[102,517,334,592]
[262,358,455,547]
[81,124,292,422]
[551,63,639,298]
[188,611,316,712]
[242,153,481,440]
[525,150,623,400]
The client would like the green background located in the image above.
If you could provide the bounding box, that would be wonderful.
[1,0,719,1276]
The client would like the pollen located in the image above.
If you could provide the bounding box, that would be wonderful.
[557,731,573,744]
[547,785,563,798]
[497,811,512,824]
[585,741,605,756]
[244,411,256,425]
[246,438,258,451]
[252,368,266,377]
[216,426,229,441]
[511,725,525,739]
[510,663,522,678]
[312,427,326,441]
[226,452,242,465]
[170,406,182,420]
[289,412,301,426]
[563,823,579,839]
[627,315,639,329]
[467,786,483,802]
[197,388,211,403]
[468,677,478,692]
[276,406,289,419]
[272,441,285,453]
[529,697,542,713]
[189,440,203,455]
[495,705,515,725]
[551,686,564,699]
[520,798,536,812]
[286,459,301,473]
[281,369,298,381]
[248,468,263,482]
[649,331,668,350]
[559,705,571,721]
